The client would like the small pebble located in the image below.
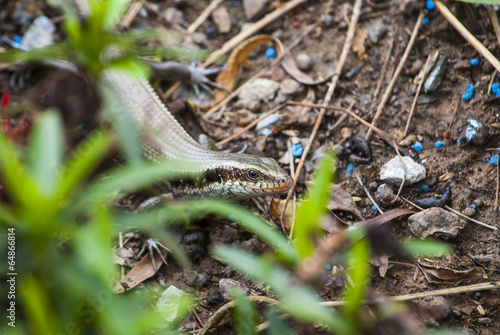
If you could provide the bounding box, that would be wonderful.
[422,18,429,25]
[291,142,304,157]
[412,141,423,152]
[265,48,276,59]
[471,58,479,67]
[296,53,312,71]
[426,0,435,10]
[463,207,476,217]
[219,278,249,302]
[462,84,475,101]
[435,140,444,148]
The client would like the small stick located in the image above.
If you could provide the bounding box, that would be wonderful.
[321,281,500,307]
[401,196,424,211]
[366,11,424,139]
[403,52,432,137]
[215,103,286,146]
[280,0,363,224]
[488,5,500,50]
[373,37,394,99]
[494,151,500,211]
[118,0,142,30]
[203,21,319,119]
[203,0,307,66]
[287,139,297,239]
[187,0,224,34]
[355,172,383,214]
[435,1,500,72]
[444,205,497,231]
[443,97,461,138]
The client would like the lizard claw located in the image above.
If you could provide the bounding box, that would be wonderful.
[138,238,170,272]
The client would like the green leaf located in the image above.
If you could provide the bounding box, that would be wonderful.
[343,234,371,330]
[98,81,143,164]
[57,130,113,200]
[232,289,258,335]
[27,110,64,196]
[69,162,188,215]
[400,239,453,257]
[0,204,16,225]
[213,246,351,333]
[194,200,299,264]
[294,150,336,258]
[265,308,289,335]
[0,130,39,209]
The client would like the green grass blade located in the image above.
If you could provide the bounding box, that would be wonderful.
[400,239,453,257]
[265,308,289,335]
[27,110,64,196]
[57,130,113,200]
[213,246,351,333]
[294,150,336,258]
[194,200,299,263]
[232,289,258,335]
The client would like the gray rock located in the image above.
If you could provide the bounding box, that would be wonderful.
[408,207,464,239]
[219,278,249,302]
[375,183,397,206]
[366,20,387,44]
[238,78,280,106]
[296,53,312,71]
[379,156,426,185]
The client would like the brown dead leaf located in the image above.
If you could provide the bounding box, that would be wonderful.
[281,54,335,85]
[113,250,168,293]
[353,208,414,228]
[328,185,364,220]
[210,35,281,107]
[417,262,485,285]
[371,254,389,277]
[352,27,368,60]
[270,197,293,229]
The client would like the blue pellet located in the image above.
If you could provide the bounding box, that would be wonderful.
[462,84,474,101]
[412,141,423,152]
[422,18,429,25]
[487,154,498,166]
[470,58,479,67]
[435,140,444,148]
[422,185,430,192]
[265,48,276,59]
[346,163,355,176]
[426,0,435,10]
[291,143,304,157]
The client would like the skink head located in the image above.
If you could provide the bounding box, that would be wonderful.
[213,154,293,198]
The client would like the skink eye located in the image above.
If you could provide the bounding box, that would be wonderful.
[245,170,261,181]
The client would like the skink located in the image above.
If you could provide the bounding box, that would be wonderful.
[101,66,293,201]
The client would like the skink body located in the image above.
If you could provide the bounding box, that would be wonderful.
[101,67,293,199]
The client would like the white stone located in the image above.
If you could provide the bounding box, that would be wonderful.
[379,156,426,185]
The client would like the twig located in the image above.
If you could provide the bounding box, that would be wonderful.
[118,0,142,30]
[287,139,297,239]
[215,103,285,146]
[355,172,383,214]
[322,281,500,307]
[280,0,363,224]
[444,205,497,231]
[435,0,500,72]
[393,147,406,201]
[443,97,461,138]
[203,0,307,66]
[496,156,500,209]
[488,5,500,51]
[187,0,224,34]
[403,52,432,137]
[366,11,424,139]
[401,196,424,211]
[373,37,394,99]
[204,21,319,119]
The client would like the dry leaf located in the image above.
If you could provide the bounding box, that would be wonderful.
[417,262,485,285]
[328,185,364,220]
[113,250,168,293]
[352,27,368,60]
[210,35,281,107]
[281,54,335,85]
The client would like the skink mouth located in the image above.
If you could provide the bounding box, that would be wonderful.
[270,176,294,194]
